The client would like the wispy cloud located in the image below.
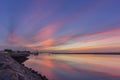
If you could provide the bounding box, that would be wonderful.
[44,28,120,52]
[3,0,120,52]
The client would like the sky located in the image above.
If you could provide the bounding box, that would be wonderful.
[0,0,120,52]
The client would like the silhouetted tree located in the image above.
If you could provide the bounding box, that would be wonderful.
[4,49,13,53]
[17,50,21,53]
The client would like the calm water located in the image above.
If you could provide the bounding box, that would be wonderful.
[24,54,120,80]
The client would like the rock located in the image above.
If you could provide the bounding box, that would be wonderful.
[0,69,24,80]
[0,62,25,80]
[0,53,46,80]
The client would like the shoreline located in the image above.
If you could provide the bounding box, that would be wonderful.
[51,53,120,55]
[0,53,48,80]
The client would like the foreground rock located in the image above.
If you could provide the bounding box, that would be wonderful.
[0,53,48,80]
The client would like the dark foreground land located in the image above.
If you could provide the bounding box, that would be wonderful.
[0,53,48,80]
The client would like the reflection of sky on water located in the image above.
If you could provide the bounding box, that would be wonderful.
[24,54,120,80]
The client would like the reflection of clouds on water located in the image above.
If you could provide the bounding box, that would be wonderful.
[24,54,120,80]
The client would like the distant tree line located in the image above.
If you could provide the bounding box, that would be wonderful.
[4,49,13,53]
[4,49,31,53]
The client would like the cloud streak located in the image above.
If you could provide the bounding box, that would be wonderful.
[45,28,120,52]
[3,0,120,52]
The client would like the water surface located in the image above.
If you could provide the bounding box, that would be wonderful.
[24,54,120,80]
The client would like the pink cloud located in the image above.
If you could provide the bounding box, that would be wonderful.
[34,23,60,41]
[7,32,31,46]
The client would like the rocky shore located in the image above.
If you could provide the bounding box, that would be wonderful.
[0,53,48,80]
